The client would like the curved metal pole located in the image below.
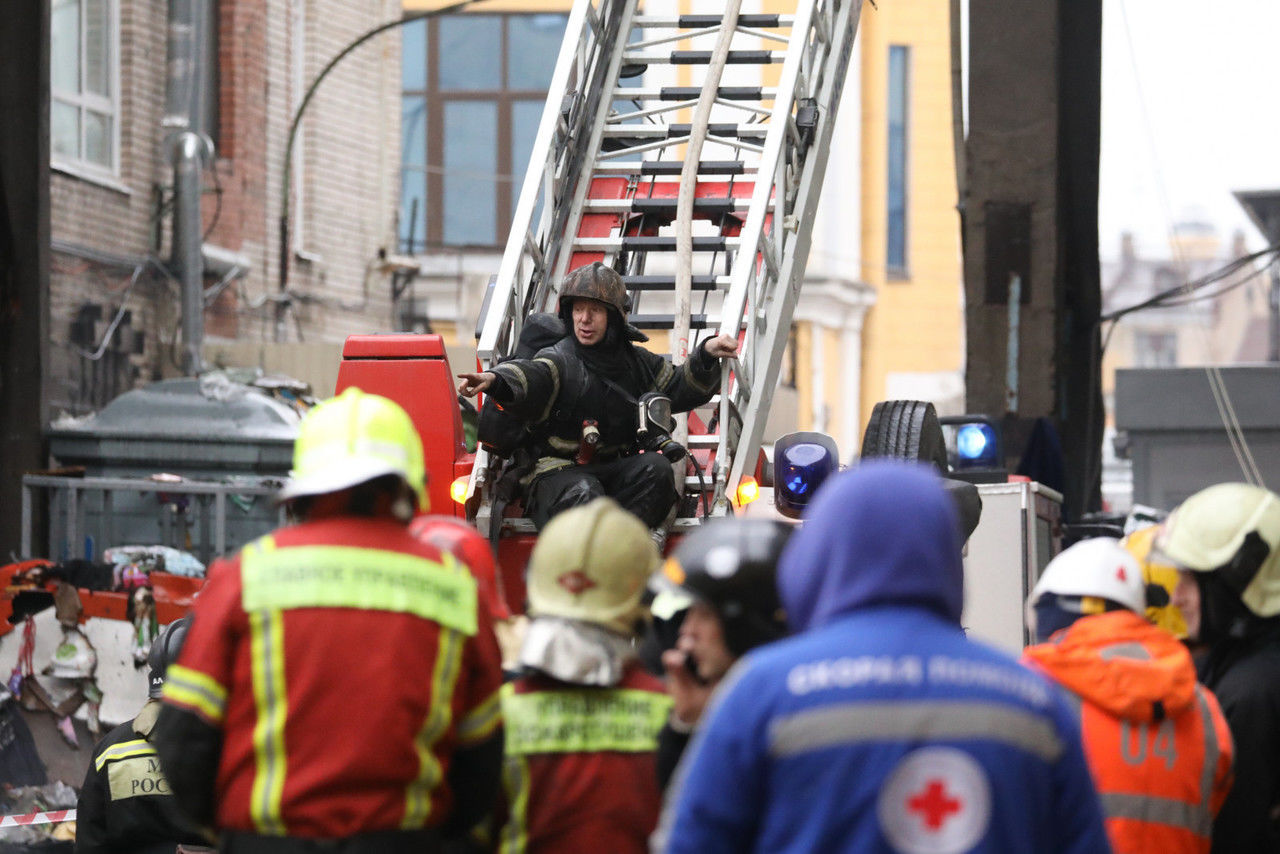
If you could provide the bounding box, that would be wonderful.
[276,0,495,318]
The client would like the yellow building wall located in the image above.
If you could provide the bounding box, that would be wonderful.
[796,322,814,430]
[857,1,963,428]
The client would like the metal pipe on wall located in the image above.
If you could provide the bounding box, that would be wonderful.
[165,0,207,375]
[171,131,205,374]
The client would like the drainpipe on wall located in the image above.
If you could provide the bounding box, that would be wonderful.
[165,0,207,375]
[170,131,205,375]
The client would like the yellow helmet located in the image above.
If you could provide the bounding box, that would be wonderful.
[1157,483,1280,618]
[278,387,427,510]
[1122,523,1186,637]
[526,498,658,635]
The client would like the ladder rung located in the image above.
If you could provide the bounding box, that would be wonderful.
[630,314,715,330]
[630,14,787,28]
[622,275,728,291]
[683,475,715,491]
[500,518,537,534]
[611,87,773,101]
[574,236,739,251]
[583,197,755,215]
[602,124,769,140]
[591,161,753,176]
[624,51,786,65]
[639,161,749,176]
[687,434,720,447]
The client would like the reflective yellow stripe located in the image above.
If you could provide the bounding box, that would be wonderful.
[499,754,531,854]
[457,687,503,746]
[161,664,228,725]
[403,625,466,829]
[241,545,477,636]
[501,685,672,755]
[249,609,288,835]
[95,738,155,772]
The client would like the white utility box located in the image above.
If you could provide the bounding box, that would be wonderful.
[962,480,1062,654]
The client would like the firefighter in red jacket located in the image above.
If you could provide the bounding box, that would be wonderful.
[1023,537,1234,854]
[152,388,505,853]
[496,497,671,853]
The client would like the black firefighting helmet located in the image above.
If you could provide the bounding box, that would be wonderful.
[665,518,790,657]
[558,262,629,322]
[147,615,192,699]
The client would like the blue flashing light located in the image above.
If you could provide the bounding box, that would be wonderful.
[778,441,835,512]
[956,424,991,460]
[949,420,1000,469]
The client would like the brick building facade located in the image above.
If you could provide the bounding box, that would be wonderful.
[49,0,401,415]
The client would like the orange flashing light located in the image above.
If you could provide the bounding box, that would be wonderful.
[736,475,761,507]
[450,476,469,505]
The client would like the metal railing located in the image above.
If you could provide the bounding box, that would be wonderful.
[20,475,286,565]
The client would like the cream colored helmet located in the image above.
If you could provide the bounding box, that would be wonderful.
[526,498,659,635]
[1157,483,1280,618]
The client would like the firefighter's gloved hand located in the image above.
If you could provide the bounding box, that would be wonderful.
[704,334,739,360]
[457,371,496,398]
[662,648,713,729]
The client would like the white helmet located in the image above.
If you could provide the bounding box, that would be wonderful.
[1029,537,1146,615]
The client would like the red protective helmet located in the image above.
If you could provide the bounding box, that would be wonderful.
[409,515,511,620]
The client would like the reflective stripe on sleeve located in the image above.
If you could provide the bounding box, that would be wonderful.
[403,625,466,829]
[161,664,228,726]
[241,545,477,636]
[1099,792,1212,837]
[94,738,156,772]
[248,609,288,835]
[500,685,672,755]
[1194,686,1221,816]
[456,688,503,747]
[768,700,1064,762]
[499,754,531,854]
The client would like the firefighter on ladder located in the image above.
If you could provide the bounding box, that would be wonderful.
[456,262,738,536]
[152,388,505,853]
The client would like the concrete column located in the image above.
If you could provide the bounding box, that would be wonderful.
[0,2,50,557]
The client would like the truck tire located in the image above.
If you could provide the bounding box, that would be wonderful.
[860,400,948,472]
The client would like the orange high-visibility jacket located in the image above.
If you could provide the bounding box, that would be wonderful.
[1025,610,1234,854]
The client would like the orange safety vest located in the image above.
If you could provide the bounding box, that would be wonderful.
[1024,610,1234,854]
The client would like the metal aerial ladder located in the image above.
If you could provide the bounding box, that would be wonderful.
[469,0,864,539]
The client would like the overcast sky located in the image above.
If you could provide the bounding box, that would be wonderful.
[1098,0,1280,260]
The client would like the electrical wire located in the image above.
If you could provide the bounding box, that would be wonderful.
[75,258,177,361]
[1114,0,1264,488]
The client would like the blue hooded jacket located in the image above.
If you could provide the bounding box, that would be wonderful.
[655,461,1109,854]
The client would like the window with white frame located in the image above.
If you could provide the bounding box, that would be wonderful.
[51,0,119,175]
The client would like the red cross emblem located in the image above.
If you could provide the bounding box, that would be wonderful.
[907,779,963,830]
[557,571,596,595]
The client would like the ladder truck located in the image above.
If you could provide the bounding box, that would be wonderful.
[339,0,866,609]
